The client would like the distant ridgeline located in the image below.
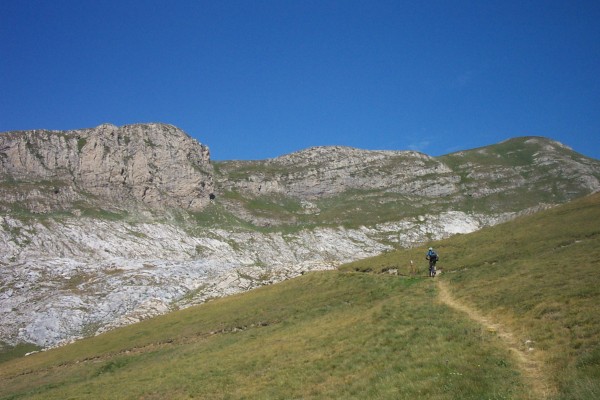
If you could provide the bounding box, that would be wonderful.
[0,123,598,222]
[0,123,599,349]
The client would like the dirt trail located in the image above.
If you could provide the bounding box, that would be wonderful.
[436,280,554,399]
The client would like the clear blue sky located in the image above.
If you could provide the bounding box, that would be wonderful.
[1,1,599,160]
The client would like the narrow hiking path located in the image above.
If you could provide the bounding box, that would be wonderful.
[435,279,554,399]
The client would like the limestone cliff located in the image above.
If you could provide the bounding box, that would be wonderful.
[0,123,214,212]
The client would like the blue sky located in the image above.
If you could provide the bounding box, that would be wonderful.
[1,1,599,160]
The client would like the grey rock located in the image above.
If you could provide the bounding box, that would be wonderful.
[1,125,599,348]
[216,146,456,198]
[0,123,213,212]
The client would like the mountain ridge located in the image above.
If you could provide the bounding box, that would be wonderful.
[1,123,599,348]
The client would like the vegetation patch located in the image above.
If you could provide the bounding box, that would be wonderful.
[71,202,127,221]
[342,192,600,398]
[77,137,87,152]
[0,272,524,399]
[144,138,157,148]
[0,342,41,364]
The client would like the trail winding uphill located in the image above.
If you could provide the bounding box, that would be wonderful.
[435,279,554,399]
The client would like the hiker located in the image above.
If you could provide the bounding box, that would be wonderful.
[426,247,438,277]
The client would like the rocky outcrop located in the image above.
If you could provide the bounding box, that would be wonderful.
[1,125,600,350]
[216,146,457,198]
[0,208,511,347]
[0,123,214,212]
[216,137,600,225]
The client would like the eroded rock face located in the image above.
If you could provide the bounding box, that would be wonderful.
[0,209,510,348]
[0,123,214,212]
[216,146,458,198]
[1,128,600,350]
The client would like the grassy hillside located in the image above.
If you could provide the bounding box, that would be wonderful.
[343,192,600,399]
[438,137,591,213]
[0,273,523,400]
[210,137,600,228]
[1,194,599,399]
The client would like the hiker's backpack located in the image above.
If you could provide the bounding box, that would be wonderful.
[429,251,438,261]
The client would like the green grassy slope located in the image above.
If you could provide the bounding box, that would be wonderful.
[1,193,599,399]
[439,137,599,213]
[343,192,600,399]
[0,273,523,400]
[1,286,526,398]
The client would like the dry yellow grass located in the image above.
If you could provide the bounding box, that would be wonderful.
[2,194,599,399]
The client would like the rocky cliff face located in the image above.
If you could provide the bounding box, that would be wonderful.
[0,123,213,212]
[1,125,600,350]
[0,208,511,347]
[216,146,456,198]
[217,138,599,203]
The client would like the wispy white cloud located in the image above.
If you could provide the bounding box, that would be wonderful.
[407,140,431,153]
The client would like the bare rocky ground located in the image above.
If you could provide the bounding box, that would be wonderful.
[0,209,510,348]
